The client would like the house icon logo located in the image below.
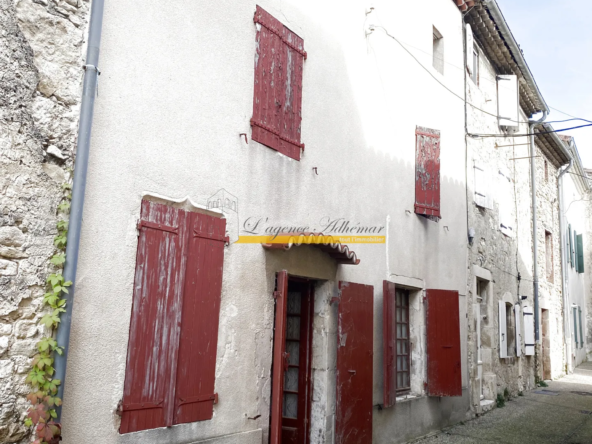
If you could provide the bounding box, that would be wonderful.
[207,189,239,243]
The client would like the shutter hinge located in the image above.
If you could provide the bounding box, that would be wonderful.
[330,290,341,305]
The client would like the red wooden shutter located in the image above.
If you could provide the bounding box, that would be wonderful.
[414,127,441,218]
[252,6,305,161]
[270,270,289,444]
[383,281,396,407]
[120,201,187,433]
[336,281,373,444]
[173,212,227,424]
[425,289,462,396]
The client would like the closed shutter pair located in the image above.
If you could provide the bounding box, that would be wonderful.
[120,200,226,433]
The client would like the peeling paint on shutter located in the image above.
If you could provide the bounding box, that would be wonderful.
[426,289,461,397]
[120,201,187,433]
[414,127,441,218]
[336,281,373,443]
[383,281,396,408]
[252,6,305,161]
[523,306,535,356]
[270,270,289,444]
[173,212,227,425]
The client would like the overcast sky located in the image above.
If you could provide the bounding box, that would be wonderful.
[496,0,592,166]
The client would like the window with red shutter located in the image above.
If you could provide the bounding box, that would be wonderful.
[251,6,306,161]
[414,127,441,218]
[425,289,462,397]
[120,200,227,434]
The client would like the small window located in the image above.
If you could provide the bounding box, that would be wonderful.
[544,160,549,182]
[433,27,444,75]
[505,303,515,357]
[470,46,479,84]
[498,301,516,358]
[395,289,411,395]
[545,231,554,282]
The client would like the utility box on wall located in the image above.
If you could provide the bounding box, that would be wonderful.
[497,74,519,130]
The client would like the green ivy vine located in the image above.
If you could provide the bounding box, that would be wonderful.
[23,179,72,444]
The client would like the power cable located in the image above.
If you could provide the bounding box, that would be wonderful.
[468,123,592,139]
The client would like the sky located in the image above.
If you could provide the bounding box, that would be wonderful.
[496,0,592,166]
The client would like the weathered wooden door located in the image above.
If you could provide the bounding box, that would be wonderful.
[270,273,314,444]
[336,281,373,444]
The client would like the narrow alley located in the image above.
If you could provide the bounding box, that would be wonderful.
[417,363,592,444]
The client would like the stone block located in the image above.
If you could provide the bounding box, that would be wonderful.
[0,260,18,276]
[0,227,25,248]
[0,338,8,355]
[0,360,14,378]
[8,338,37,358]
[0,325,11,336]
[0,247,27,259]
[14,321,39,339]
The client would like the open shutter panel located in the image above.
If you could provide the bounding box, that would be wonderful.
[383,281,396,407]
[573,307,579,346]
[578,308,584,348]
[498,169,515,238]
[173,213,227,425]
[474,162,492,209]
[252,6,305,161]
[336,281,374,443]
[120,201,187,433]
[426,290,462,396]
[466,24,474,75]
[574,230,579,271]
[523,306,535,356]
[514,305,522,357]
[269,271,289,444]
[414,127,441,218]
[497,74,519,128]
[579,233,584,272]
[498,301,508,359]
[569,225,574,267]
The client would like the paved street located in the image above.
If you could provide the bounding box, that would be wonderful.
[416,362,592,444]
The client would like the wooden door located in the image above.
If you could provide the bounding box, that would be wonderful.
[336,281,373,444]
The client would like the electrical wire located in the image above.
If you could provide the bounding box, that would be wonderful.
[546,117,592,125]
[368,25,592,132]
[468,123,592,139]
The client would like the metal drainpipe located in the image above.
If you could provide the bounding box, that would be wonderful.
[557,154,573,372]
[529,110,547,346]
[54,0,105,421]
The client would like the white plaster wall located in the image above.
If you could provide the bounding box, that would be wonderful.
[61,0,468,443]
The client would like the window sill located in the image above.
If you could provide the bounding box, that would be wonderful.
[395,394,423,403]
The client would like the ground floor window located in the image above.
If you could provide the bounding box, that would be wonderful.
[396,288,411,394]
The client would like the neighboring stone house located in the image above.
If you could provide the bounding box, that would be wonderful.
[464,0,571,415]
[558,136,591,370]
[0,0,89,442]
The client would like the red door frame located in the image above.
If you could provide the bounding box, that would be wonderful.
[270,272,314,444]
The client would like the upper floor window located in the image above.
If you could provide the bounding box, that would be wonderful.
[433,26,444,75]
[251,6,306,160]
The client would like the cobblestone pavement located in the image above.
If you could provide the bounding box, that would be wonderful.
[415,361,592,444]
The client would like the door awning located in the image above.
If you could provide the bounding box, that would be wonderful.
[262,233,360,265]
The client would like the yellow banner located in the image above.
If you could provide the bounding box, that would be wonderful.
[236,235,385,244]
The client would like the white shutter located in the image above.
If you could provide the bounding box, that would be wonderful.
[514,305,522,357]
[474,162,492,209]
[523,305,535,356]
[498,169,515,238]
[497,74,519,128]
[466,24,474,75]
[499,301,508,358]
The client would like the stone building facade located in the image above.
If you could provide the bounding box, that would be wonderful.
[0,0,88,442]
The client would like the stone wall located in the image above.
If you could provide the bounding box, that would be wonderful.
[0,0,88,441]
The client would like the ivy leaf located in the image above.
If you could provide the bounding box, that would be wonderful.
[28,403,48,424]
[49,254,65,266]
[24,418,33,427]
[57,201,70,213]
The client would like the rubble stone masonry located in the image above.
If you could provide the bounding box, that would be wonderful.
[0,0,88,441]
